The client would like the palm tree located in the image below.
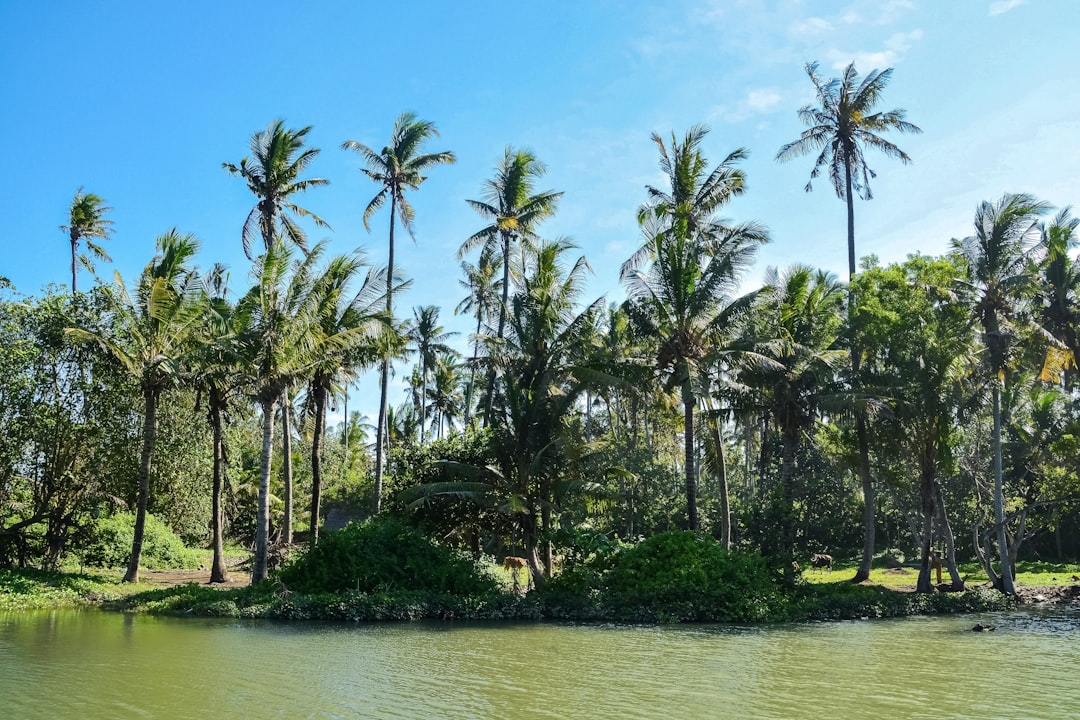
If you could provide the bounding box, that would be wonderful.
[342,111,455,513]
[776,61,921,279]
[407,305,458,441]
[305,253,389,544]
[423,239,604,584]
[191,264,244,583]
[1035,208,1080,386]
[736,265,846,576]
[623,126,767,530]
[60,188,113,294]
[951,193,1050,595]
[777,61,921,581]
[67,230,205,582]
[462,148,562,422]
[455,248,501,426]
[426,353,464,438]
[223,119,330,258]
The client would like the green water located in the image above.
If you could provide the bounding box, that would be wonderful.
[1,609,1078,719]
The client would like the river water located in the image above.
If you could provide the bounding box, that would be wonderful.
[1,608,1077,719]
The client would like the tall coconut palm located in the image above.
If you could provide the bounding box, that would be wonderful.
[776,61,921,279]
[306,253,389,544]
[951,193,1050,595]
[237,241,339,581]
[342,111,455,513]
[223,119,330,259]
[462,148,562,422]
[455,248,501,426]
[777,61,921,581]
[67,230,205,582]
[60,188,113,294]
[623,126,767,530]
[1035,208,1080,386]
[407,305,458,441]
[189,264,244,583]
[426,353,464,438]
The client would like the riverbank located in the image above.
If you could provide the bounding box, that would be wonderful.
[2,565,1058,622]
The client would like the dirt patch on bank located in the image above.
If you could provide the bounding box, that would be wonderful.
[138,558,251,589]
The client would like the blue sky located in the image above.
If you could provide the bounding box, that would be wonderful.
[3,0,1077,419]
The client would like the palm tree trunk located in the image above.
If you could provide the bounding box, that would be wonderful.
[845,150,876,583]
[781,426,797,583]
[70,234,78,295]
[123,386,158,583]
[682,384,698,531]
[310,383,327,545]
[253,396,276,583]
[992,383,1015,594]
[210,398,229,583]
[916,437,936,593]
[464,310,483,427]
[716,417,731,550]
[483,230,513,425]
[281,391,293,544]
[374,196,397,515]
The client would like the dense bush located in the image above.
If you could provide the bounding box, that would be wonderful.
[276,516,501,597]
[76,512,201,569]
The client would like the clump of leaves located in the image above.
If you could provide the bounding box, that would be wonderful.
[76,512,201,569]
[276,516,501,597]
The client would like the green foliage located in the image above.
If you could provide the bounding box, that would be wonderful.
[76,512,201,570]
[0,568,124,610]
[276,516,501,596]
[601,531,783,622]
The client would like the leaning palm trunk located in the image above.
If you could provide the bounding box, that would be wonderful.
[310,384,327,545]
[210,398,229,583]
[123,387,158,583]
[934,482,964,590]
[252,396,276,583]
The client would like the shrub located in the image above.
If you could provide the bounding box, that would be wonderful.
[76,512,201,570]
[600,531,784,622]
[276,516,501,597]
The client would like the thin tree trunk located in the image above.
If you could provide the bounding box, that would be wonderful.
[781,426,797,583]
[123,387,158,583]
[374,197,398,515]
[310,383,327,545]
[717,417,731,550]
[252,396,276,583]
[280,391,293,544]
[70,234,78,295]
[210,398,229,583]
[464,309,483,427]
[933,481,964,590]
[541,502,553,577]
[916,439,936,593]
[992,383,1015,594]
[483,230,512,425]
[683,386,698,531]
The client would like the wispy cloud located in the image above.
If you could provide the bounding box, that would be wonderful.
[989,0,1026,16]
[788,16,832,37]
[708,87,784,123]
[827,29,923,70]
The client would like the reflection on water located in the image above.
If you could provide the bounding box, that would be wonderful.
[1,608,1078,719]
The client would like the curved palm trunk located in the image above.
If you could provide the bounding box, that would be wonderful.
[992,383,1015,594]
[709,413,732,550]
[933,481,964,590]
[210,396,229,583]
[374,196,397,515]
[310,384,327,545]
[281,392,293,544]
[123,386,158,583]
[682,384,698,531]
[252,396,276,583]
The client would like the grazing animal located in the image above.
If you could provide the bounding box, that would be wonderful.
[503,556,531,592]
[810,553,833,572]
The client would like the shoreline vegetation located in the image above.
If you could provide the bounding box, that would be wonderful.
[5,524,1078,624]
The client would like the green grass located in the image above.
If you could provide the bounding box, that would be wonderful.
[800,560,1080,588]
[0,568,133,611]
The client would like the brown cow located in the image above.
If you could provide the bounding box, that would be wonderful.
[503,556,531,592]
[810,553,833,572]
